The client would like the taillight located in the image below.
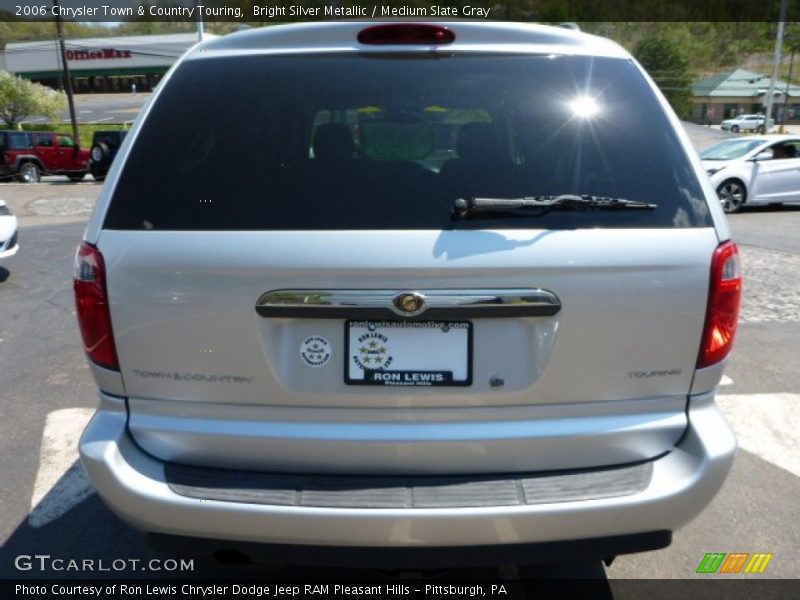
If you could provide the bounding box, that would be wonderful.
[697,241,742,368]
[357,24,456,45]
[74,242,119,370]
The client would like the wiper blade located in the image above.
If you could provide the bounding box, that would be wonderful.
[452,194,658,220]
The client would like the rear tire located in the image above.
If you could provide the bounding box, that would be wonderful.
[757,125,765,134]
[717,179,746,213]
[90,164,105,182]
[17,162,41,184]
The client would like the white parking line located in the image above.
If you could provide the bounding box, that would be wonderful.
[89,117,113,123]
[719,375,734,386]
[717,394,800,478]
[29,408,95,527]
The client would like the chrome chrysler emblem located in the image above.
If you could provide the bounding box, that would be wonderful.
[392,292,426,316]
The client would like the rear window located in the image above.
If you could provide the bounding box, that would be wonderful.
[1,132,30,150]
[105,54,712,231]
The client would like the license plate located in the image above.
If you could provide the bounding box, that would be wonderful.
[345,320,472,386]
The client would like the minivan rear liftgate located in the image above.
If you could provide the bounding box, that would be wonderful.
[90,227,716,474]
[83,46,726,477]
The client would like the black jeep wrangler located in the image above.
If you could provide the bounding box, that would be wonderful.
[90,130,127,181]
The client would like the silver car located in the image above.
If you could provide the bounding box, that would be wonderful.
[76,21,740,566]
[702,135,800,213]
[719,114,771,133]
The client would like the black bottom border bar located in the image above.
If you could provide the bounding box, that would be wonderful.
[3,579,799,600]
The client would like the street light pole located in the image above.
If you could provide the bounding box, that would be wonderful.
[764,0,788,132]
[53,0,79,147]
[196,0,204,42]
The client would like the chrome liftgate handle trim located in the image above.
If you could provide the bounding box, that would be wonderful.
[256,289,561,319]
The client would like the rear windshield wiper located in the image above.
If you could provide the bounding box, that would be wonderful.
[452,194,658,220]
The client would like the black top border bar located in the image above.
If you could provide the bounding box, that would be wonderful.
[1,0,799,24]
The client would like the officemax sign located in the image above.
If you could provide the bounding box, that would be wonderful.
[66,48,133,60]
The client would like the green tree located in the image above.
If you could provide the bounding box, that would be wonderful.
[633,37,693,118]
[0,71,66,128]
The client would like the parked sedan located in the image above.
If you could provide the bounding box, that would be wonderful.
[701,135,800,213]
[0,200,19,260]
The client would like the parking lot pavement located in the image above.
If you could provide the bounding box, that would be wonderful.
[0,179,99,228]
[1,175,799,585]
[682,121,734,148]
[21,93,151,126]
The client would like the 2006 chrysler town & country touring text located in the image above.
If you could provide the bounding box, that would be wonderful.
[76,21,740,566]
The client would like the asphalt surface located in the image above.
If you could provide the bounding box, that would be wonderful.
[21,93,151,126]
[0,126,798,591]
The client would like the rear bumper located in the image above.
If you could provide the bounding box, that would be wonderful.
[79,391,735,550]
[148,531,672,568]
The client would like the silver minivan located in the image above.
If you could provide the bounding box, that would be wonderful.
[76,21,740,566]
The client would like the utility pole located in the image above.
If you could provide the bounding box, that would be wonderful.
[780,35,797,133]
[196,1,204,42]
[53,0,79,147]
[764,0,788,133]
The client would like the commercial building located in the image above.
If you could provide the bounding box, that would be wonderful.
[691,68,800,124]
[0,32,215,93]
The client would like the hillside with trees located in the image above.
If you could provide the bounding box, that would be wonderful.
[0,19,793,118]
[579,23,795,117]
[581,22,778,75]
[0,20,783,69]
[0,20,781,66]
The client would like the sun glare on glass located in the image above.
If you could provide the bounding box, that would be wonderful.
[569,96,600,118]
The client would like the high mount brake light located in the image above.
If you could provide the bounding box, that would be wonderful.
[357,24,456,46]
[697,241,742,369]
[74,242,119,370]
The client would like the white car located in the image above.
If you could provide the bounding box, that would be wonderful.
[0,200,19,259]
[719,114,772,133]
[701,135,800,213]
